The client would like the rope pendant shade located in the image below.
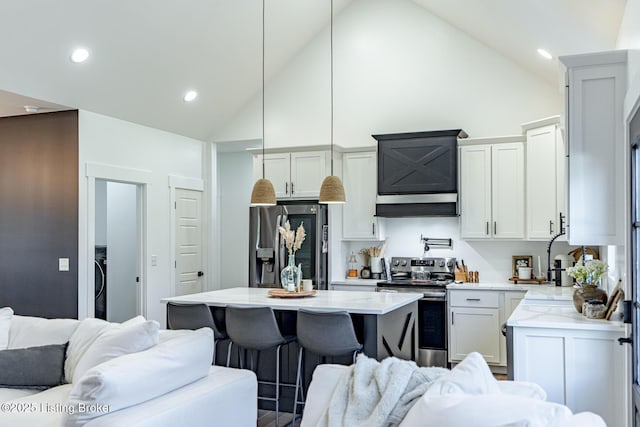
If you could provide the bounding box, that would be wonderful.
[250,0,276,206]
[319,0,346,204]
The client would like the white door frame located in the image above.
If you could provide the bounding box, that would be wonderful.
[169,175,205,296]
[85,162,151,319]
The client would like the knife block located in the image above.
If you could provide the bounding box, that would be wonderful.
[455,271,467,282]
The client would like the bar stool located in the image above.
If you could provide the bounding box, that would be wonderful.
[166,302,227,365]
[293,310,363,421]
[225,306,296,427]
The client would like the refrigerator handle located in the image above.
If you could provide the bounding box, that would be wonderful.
[274,214,281,282]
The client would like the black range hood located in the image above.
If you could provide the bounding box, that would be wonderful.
[373,129,467,217]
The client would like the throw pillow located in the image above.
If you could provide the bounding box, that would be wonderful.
[64,327,213,427]
[64,315,145,383]
[71,319,159,383]
[424,351,501,397]
[7,315,78,350]
[0,343,67,389]
[0,307,13,350]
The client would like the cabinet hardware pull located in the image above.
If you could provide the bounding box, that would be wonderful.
[285,182,288,195]
[550,220,554,235]
[493,221,497,235]
[466,298,481,301]
[372,223,375,235]
[451,312,454,325]
[486,221,489,235]
[291,182,294,194]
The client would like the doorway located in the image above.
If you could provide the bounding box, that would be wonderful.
[95,179,142,322]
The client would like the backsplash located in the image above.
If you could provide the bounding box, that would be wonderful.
[338,217,576,283]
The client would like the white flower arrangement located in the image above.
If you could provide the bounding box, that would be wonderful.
[278,221,306,255]
[566,259,608,286]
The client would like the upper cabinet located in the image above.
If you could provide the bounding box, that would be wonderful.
[252,150,334,200]
[560,51,627,246]
[523,117,565,240]
[460,139,525,239]
[342,151,384,240]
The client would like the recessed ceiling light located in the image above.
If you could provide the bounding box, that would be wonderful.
[70,48,90,63]
[183,90,198,102]
[537,48,552,60]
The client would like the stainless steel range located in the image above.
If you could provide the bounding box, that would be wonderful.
[376,257,456,368]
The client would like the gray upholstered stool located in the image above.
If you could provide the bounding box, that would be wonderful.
[166,302,227,365]
[225,306,296,427]
[293,309,363,421]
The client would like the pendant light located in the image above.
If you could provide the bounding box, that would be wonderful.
[250,0,277,206]
[319,0,346,204]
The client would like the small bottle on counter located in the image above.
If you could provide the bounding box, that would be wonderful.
[347,252,358,278]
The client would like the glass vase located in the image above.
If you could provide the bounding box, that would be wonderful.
[281,253,301,292]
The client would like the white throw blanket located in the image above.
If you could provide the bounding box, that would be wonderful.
[318,355,448,427]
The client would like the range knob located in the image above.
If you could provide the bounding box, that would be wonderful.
[400,260,407,266]
[439,260,446,267]
[393,260,400,266]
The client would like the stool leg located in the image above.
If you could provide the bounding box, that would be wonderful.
[275,345,281,427]
[212,339,217,365]
[293,346,304,423]
[226,342,233,367]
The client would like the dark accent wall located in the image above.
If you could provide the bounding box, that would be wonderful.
[0,111,78,318]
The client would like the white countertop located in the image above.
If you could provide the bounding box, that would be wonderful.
[161,287,422,315]
[331,279,379,286]
[507,301,625,332]
[523,286,575,301]
[446,282,555,291]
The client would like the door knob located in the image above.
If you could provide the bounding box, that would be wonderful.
[197,271,204,277]
[618,336,632,346]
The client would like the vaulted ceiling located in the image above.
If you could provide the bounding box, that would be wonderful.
[0,0,627,141]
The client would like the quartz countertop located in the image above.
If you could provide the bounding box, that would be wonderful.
[446,282,555,291]
[161,287,421,315]
[507,301,625,332]
[523,286,575,301]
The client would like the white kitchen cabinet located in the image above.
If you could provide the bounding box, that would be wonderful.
[560,50,627,246]
[460,140,524,239]
[449,289,525,367]
[524,118,565,240]
[342,151,384,240]
[512,324,626,427]
[253,150,332,200]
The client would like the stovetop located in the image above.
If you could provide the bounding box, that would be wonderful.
[377,256,456,288]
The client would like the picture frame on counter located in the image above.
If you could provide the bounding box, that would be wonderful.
[512,255,533,278]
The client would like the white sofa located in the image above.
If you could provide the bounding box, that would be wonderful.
[301,354,607,427]
[0,310,257,427]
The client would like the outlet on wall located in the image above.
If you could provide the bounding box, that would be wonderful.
[58,258,70,272]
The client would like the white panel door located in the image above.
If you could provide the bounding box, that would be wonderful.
[460,145,492,239]
[449,307,501,364]
[257,153,290,199]
[290,151,327,198]
[526,125,557,240]
[492,143,525,239]
[175,189,203,296]
[342,152,379,240]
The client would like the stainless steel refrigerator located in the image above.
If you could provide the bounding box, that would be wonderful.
[249,203,328,290]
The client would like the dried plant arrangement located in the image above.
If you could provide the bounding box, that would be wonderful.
[278,221,306,255]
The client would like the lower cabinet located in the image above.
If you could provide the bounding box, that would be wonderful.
[512,325,626,427]
[448,289,525,367]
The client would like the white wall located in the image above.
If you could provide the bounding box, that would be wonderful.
[215,0,562,146]
[78,110,205,325]
[216,150,253,288]
[338,217,575,283]
[617,0,640,89]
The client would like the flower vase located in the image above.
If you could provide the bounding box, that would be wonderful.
[573,284,608,313]
[281,253,301,292]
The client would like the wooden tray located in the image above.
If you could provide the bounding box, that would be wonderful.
[267,289,317,298]
[508,277,548,284]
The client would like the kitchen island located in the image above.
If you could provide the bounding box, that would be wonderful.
[162,287,422,362]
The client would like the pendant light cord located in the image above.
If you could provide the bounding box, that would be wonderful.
[330,0,334,176]
[262,0,266,179]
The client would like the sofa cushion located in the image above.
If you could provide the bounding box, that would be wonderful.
[0,308,13,350]
[71,319,159,383]
[65,316,146,383]
[0,384,72,427]
[8,315,79,350]
[64,327,213,427]
[0,343,67,389]
[399,393,574,427]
